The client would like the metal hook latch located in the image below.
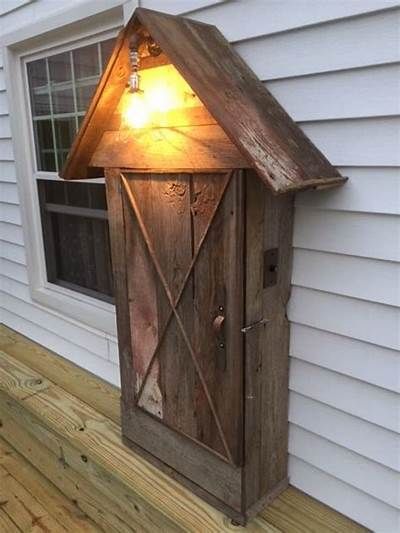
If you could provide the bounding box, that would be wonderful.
[241,318,270,334]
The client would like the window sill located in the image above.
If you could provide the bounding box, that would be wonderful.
[32,282,117,337]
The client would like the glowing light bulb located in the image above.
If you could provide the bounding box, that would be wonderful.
[120,64,198,129]
[122,91,150,129]
[146,84,176,113]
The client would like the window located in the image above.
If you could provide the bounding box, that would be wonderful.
[37,180,114,303]
[27,38,115,302]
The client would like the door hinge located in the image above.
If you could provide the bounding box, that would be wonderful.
[264,248,279,288]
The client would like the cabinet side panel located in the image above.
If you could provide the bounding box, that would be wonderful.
[105,169,135,407]
[244,171,293,508]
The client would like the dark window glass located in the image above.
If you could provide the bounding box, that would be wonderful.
[27,37,116,173]
[38,180,114,303]
[48,52,72,84]
[31,92,51,116]
[33,119,56,172]
[76,82,97,112]
[101,38,115,69]
[73,43,99,79]
[27,58,50,117]
[54,117,76,169]
[27,59,47,87]
[51,87,74,114]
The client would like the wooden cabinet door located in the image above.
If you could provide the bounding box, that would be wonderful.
[108,170,244,475]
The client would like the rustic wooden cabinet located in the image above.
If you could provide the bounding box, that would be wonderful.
[60,7,346,524]
[104,168,294,522]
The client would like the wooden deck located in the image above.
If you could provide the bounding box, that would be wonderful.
[0,436,101,532]
[0,324,369,532]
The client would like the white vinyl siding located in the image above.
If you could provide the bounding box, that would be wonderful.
[1,1,399,531]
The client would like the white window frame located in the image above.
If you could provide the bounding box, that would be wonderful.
[1,0,129,336]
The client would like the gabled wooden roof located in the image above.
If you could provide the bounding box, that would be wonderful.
[60,8,346,194]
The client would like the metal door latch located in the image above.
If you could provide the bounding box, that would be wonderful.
[241,318,270,334]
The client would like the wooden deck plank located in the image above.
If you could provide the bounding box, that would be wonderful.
[0,325,368,533]
[0,353,243,532]
[0,390,183,533]
[0,437,100,533]
[0,437,101,533]
[0,325,121,424]
[0,508,21,533]
[262,487,367,533]
[0,405,163,533]
[0,464,67,533]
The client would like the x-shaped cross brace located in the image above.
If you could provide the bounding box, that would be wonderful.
[121,172,234,464]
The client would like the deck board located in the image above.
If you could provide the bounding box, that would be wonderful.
[0,325,369,532]
[0,436,100,532]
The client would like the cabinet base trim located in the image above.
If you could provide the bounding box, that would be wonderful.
[122,427,288,525]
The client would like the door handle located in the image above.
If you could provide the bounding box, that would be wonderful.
[213,315,225,333]
[213,313,226,369]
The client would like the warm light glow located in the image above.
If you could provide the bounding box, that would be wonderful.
[147,83,181,113]
[122,91,150,129]
[119,64,201,129]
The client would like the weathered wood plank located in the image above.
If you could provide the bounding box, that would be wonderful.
[105,169,135,408]
[243,170,267,507]
[243,171,294,507]
[191,171,244,463]
[259,183,294,498]
[135,8,346,193]
[122,406,243,513]
[91,126,248,170]
[122,171,244,466]
[124,176,162,418]
[110,104,217,131]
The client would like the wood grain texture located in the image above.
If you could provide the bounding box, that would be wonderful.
[110,104,217,131]
[91,126,248,171]
[121,172,244,466]
[0,351,250,531]
[105,169,135,408]
[259,183,294,494]
[133,8,346,193]
[108,168,292,521]
[261,485,369,533]
[0,396,178,533]
[243,170,294,507]
[0,437,100,533]
[122,406,243,512]
[0,324,121,424]
[61,7,346,193]
[0,461,67,533]
[0,326,368,533]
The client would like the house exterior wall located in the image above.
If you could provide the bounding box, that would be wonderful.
[1,1,399,531]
